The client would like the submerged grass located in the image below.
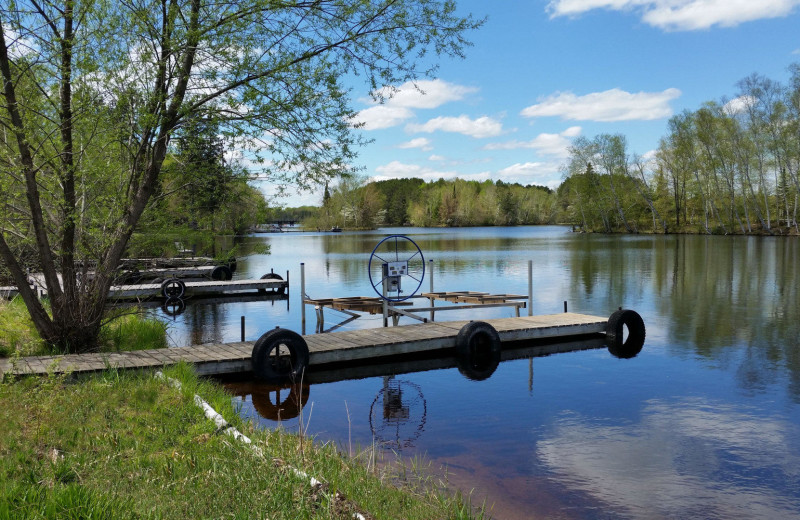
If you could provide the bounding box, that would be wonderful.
[0,364,483,519]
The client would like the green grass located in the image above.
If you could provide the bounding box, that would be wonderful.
[0,298,167,358]
[98,309,168,352]
[0,365,482,519]
[0,298,46,358]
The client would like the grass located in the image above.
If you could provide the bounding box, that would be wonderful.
[0,365,482,519]
[0,298,167,358]
[0,298,45,358]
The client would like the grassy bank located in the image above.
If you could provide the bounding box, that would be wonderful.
[0,365,479,519]
[0,298,167,358]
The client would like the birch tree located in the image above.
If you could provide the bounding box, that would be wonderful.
[0,0,481,352]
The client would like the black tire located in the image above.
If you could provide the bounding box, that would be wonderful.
[251,328,309,383]
[161,297,186,316]
[211,265,233,281]
[226,256,237,273]
[161,278,186,299]
[124,269,142,285]
[606,309,646,358]
[260,272,285,294]
[455,321,501,381]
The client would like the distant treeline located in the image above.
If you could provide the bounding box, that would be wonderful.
[293,177,557,229]
[558,67,800,235]
[275,65,800,235]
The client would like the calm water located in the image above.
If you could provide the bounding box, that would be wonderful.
[156,226,800,519]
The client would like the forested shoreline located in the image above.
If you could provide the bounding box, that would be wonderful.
[559,66,800,235]
[281,65,800,236]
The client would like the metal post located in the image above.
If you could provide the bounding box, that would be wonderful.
[382,276,388,327]
[564,301,568,313]
[241,316,245,341]
[429,259,434,322]
[300,263,306,335]
[528,260,533,317]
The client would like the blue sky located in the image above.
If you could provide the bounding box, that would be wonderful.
[264,0,800,207]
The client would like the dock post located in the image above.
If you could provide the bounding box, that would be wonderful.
[429,259,435,322]
[241,316,245,341]
[382,279,388,327]
[528,260,533,316]
[300,263,306,335]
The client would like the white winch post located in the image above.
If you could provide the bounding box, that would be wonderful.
[429,259,434,322]
[382,271,388,327]
[301,262,306,334]
[528,260,533,316]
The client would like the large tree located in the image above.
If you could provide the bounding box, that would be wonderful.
[0,0,481,352]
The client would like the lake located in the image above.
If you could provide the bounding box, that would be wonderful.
[155,226,800,519]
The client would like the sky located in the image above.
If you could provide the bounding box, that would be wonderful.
[260,0,800,207]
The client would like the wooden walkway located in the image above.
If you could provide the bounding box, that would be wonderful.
[0,313,607,378]
[108,278,287,300]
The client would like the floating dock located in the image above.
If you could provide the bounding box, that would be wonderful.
[108,278,287,300]
[1,312,609,378]
[1,286,19,300]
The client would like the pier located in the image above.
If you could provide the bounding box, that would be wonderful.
[108,277,288,300]
[0,312,613,378]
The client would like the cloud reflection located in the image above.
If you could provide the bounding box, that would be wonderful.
[537,398,800,519]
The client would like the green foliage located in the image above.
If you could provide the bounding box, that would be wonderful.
[560,64,800,235]
[305,177,557,229]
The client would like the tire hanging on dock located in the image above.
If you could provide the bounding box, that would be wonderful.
[211,265,233,281]
[259,272,285,294]
[161,278,186,299]
[606,309,646,358]
[251,328,309,383]
[455,321,501,381]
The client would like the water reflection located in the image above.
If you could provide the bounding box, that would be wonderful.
[536,398,800,519]
[565,235,800,402]
[226,336,617,424]
[228,382,309,421]
[369,377,427,450]
[194,228,800,518]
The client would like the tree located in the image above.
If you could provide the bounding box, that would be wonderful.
[0,0,481,352]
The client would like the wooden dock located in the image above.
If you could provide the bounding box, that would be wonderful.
[1,286,19,300]
[108,278,287,300]
[0,313,608,378]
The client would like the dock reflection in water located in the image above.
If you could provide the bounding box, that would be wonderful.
[224,335,618,440]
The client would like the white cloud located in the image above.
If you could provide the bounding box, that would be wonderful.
[428,154,446,161]
[723,95,757,115]
[370,79,478,109]
[355,79,478,130]
[485,126,582,158]
[521,88,680,122]
[406,115,503,138]
[793,48,800,55]
[397,138,433,151]
[498,161,562,180]
[547,0,800,31]
[372,161,461,182]
[355,105,415,130]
